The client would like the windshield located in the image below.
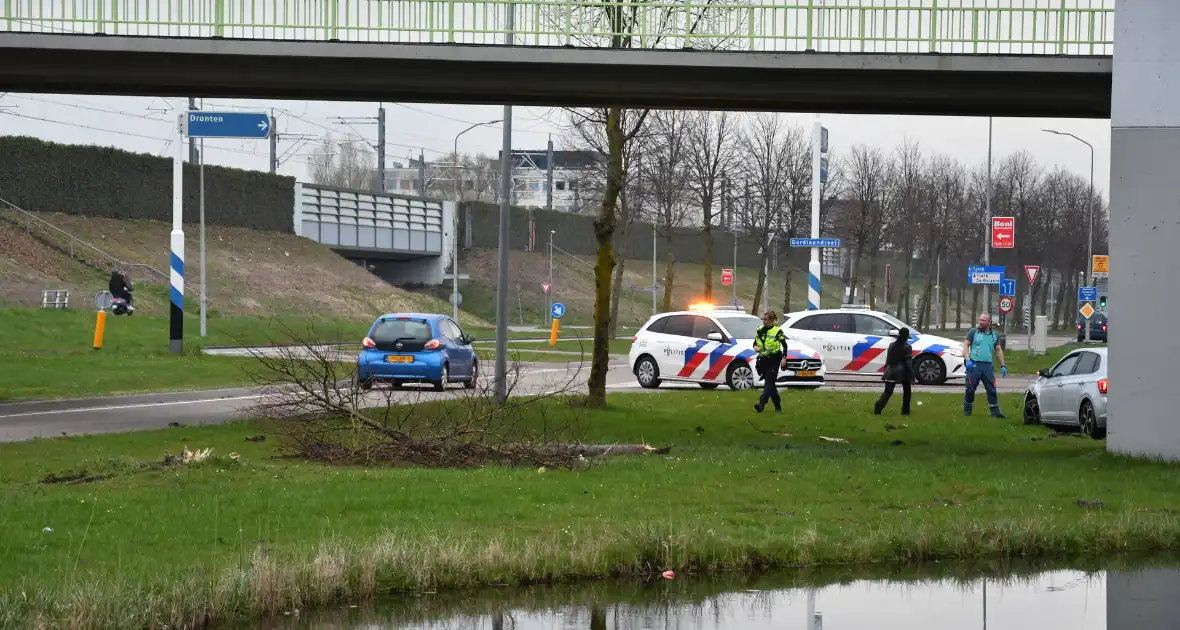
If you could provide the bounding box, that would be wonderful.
[716,316,762,340]
[874,311,919,334]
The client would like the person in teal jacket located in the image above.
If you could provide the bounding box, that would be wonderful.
[963,312,1007,417]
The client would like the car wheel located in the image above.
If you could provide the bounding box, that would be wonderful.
[1023,395,1041,425]
[432,365,448,392]
[913,354,946,386]
[464,361,478,390]
[1079,400,1105,439]
[726,363,756,391]
[698,382,720,390]
[635,356,661,389]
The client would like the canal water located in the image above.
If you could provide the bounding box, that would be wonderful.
[250,561,1180,629]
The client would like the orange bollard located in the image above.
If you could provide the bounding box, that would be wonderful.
[93,310,107,350]
[548,319,560,347]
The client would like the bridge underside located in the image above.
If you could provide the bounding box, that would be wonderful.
[0,33,1111,118]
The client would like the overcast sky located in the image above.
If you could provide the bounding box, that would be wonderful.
[0,93,1111,200]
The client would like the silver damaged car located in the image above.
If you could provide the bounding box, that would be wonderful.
[1022,347,1108,439]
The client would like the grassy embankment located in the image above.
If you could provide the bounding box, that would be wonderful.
[2,391,1178,629]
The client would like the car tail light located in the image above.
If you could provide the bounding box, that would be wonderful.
[1102,324,1107,331]
[362,337,376,349]
[1077,324,1083,330]
[1098,378,1108,394]
[424,339,441,350]
[632,336,638,343]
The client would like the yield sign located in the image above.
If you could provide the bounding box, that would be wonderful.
[542,282,552,295]
[1024,265,1040,285]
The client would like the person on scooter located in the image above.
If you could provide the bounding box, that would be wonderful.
[109,269,134,313]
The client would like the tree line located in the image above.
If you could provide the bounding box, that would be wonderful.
[562,106,1108,406]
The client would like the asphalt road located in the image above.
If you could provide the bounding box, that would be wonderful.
[0,356,1036,443]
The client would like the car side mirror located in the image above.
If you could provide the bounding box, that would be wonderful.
[461,333,475,345]
[706,332,724,342]
[1037,368,1051,378]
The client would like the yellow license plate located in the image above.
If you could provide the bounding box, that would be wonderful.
[797,370,817,377]
[385,355,413,364]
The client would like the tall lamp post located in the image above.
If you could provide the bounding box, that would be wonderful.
[451,119,501,324]
[1043,128,1095,342]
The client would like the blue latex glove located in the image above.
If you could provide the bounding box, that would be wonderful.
[965,359,974,370]
[1001,365,1008,377]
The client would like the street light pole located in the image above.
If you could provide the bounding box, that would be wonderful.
[493,0,516,402]
[652,224,658,316]
[1043,128,1095,343]
[984,117,993,316]
[452,119,501,324]
[548,230,555,326]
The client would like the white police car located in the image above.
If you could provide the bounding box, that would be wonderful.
[780,305,966,385]
[629,304,827,391]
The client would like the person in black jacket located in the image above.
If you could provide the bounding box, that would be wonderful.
[874,327,914,415]
[109,269,134,306]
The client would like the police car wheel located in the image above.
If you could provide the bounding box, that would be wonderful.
[698,382,720,390]
[635,356,661,389]
[727,364,756,391]
[913,354,946,386]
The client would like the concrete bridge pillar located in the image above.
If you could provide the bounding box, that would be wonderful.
[1108,0,1180,459]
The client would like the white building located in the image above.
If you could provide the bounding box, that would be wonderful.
[504,149,603,214]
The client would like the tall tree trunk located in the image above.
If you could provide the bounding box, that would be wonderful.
[849,244,864,304]
[752,250,768,315]
[586,106,624,409]
[955,283,963,330]
[782,264,794,314]
[607,196,632,339]
[866,253,880,309]
[702,197,714,301]
[899,250,914,323]
[661,225,676,312]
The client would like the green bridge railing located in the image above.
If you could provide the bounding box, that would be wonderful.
[2,0,1114,55]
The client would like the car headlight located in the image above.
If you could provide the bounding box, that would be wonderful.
[945,348,963,358]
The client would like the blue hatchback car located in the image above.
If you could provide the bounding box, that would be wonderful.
[356,313,478,391]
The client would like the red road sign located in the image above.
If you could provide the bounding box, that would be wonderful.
[1024,265,1040,285]
[999,296,1014,313]
[721,268,734,286]
[991,217,1015,249]
[542,282,551,295]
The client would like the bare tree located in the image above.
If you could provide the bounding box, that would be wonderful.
[685,111,739,301]
[837,145,888,306]
[638,110,694,312]
[308,133,377,189]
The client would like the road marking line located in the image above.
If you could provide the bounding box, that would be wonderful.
[0,395,263,419]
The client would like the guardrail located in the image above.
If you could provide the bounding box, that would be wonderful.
[1,0,1114,55]
[0,197,170,283]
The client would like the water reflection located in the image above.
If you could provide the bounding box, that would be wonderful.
[251,563,1180,630]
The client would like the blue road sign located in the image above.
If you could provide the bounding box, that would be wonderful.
[551,302,566,319]
[999,278,1016,297]
[187,111,271,139]
[968,266,1004,285]
[790,238,840,248]
[1078,286,1098,302]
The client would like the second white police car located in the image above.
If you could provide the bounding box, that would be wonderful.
[780,305,966,385]
[629,304,827,391]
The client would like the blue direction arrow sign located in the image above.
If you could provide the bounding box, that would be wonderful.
[968,265,1004,285]
[551,302,566,319]
[187,111,271,139]
[789,237,840,248]
[1078,286,1098,302]
[999,278,1016,297]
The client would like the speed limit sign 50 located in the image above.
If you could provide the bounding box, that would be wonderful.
[999,296,1014,313]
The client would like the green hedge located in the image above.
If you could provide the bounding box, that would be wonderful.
[0,136,295,232]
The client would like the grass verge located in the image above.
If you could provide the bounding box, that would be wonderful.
[2,391,1178,629]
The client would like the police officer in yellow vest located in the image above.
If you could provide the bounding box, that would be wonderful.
[753,310,788,413]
